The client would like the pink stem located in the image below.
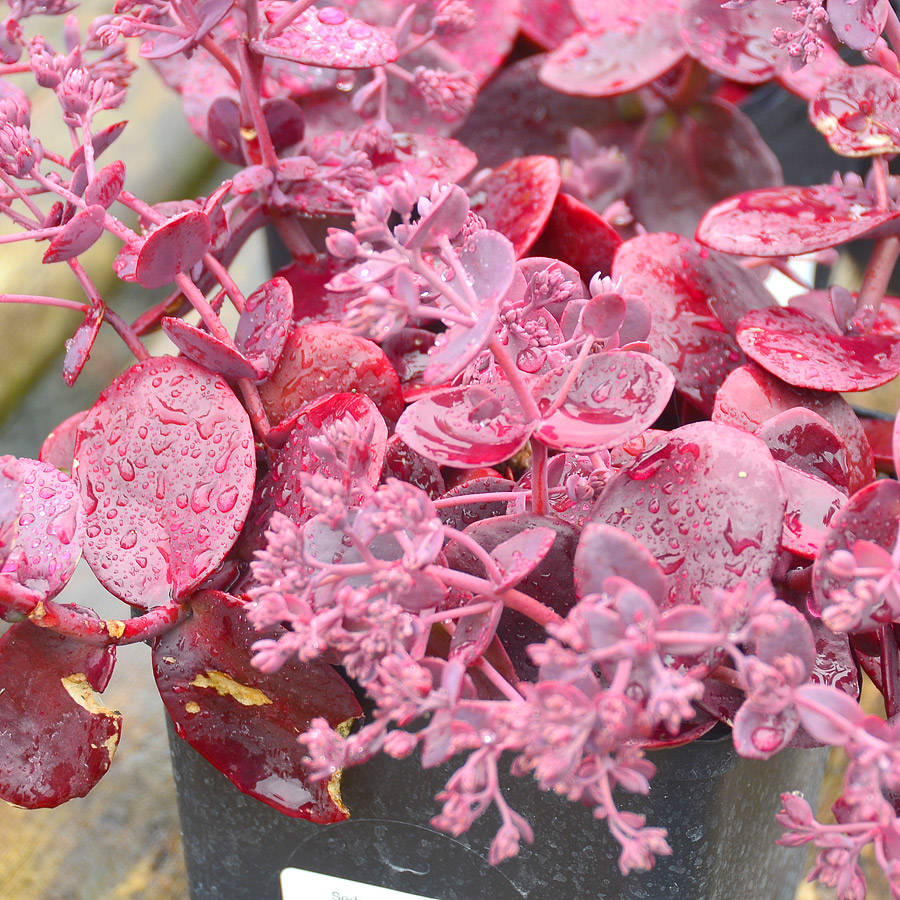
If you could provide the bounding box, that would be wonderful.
[854,237,900,330]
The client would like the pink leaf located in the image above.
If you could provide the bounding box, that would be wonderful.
[794,683,865,746]
[594,422,786,609]
[42,204,106,264]
[696,183,900,256]
[135,210,212,289]
[233,276,293,380]
[161,317,260,380]
[736,306,900,392]
[84,160,125,209]
[810,65,900,157]
[154,591,361,820]
[39,410,88,475]
[777,462,846,559]
[74,357,256,607]
[533,351,675,452]
[827,0,888,52]
[469,156,561,257]
[678,0,797,84]
[396,384,533,468]
[490,526,558,590]
[0,456,85,600]
[0,623,119,808]
[63,305,103,387]
[540,1,685,97]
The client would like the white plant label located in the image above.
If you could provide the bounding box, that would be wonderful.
[281,868,442,900]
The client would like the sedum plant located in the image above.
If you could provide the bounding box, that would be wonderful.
[3,0,900,895]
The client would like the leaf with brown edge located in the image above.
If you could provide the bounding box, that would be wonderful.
[153,591,361,821]
[0,622,119,808]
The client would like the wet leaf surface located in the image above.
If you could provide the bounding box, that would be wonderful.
[43,205,106,264]
[469,156,561,257]
[736,306,900,392]
[161,318,260,380]
[259,322,404,425]
[678,0,797,84]
[234,276,293,379]
[0,456,85,600]
[810,65,900,157]
[696,183,900,256]
[0,623,119,808]
[776,461,846,559]
[594,422,786,608]
[135,211,212,289]
[153,590,361,821]
[74,357,255,607]
[63,306,104,388]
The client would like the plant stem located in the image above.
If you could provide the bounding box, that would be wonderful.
[853,237,900,330]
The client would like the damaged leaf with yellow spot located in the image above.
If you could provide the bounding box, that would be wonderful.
[0,621,120,808]
[152,590,361,821]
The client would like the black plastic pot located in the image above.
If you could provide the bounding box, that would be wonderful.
[169,720,828,900]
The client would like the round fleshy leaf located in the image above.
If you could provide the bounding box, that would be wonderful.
[42,204,106,264]
[135,210,212,289]
[396,384,533,469]
[736,306,900,392]
[613,233,769,413]
[259,323,404,425]
[154,591,361,821]
[573,522,668,605]
[161,317,260,380]
[0,623,119,808]
[539,1,685,97]
[678,0,797,84]
[794,683,865,746]
[257,7,398,69]
[533,351,675,451]
[733,700,799,760]
[0,456,85,600]
[383,434,445,499]
[696,183,900,256]
[74,356,256,607]
[810,65,900,157]
[529,192,622,284]
[233,276,293,380]
[777,462,846,559]
[490,526,558,591]
[39,410,89,475]
[469,157,561,257]
[437,474,515,532]
[712,363,875,495]
[593,422,786,609]
[827,0,888,51]
[758,407,851,493]
[630,99,783,237]
[237,393,387,559]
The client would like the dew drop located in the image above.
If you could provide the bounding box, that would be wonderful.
[120,531,137,550]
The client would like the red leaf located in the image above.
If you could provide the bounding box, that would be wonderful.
[259,323,404,425]
[258,7,398,69]
[533,351,675,452]
[529,192,622,283]
[630,99,783,237]
[678,0,797,84]
[39,410,89,475]
[161,317,260,380]
[42,204,106,264]
[540,1,685,97]
[490,526,558,591]
[84,160,126,209]
[777,462,846,559]
[135,210,212,289]
[0,456,85,600]
[712,363,875,494]
[63,305,104,387]
[74,357,256,607]
[594,422,786,609]
[696,183,900,256]
[396,384,533,468]
[736,306,900,392]
[0,623,119,808]
[827,0,888,52]
[469,156,561,257]
[811,65,900,157]
[153,591,361,821]
[68,121,127,170]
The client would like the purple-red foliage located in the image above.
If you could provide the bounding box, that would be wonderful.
[4,0,900,895]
